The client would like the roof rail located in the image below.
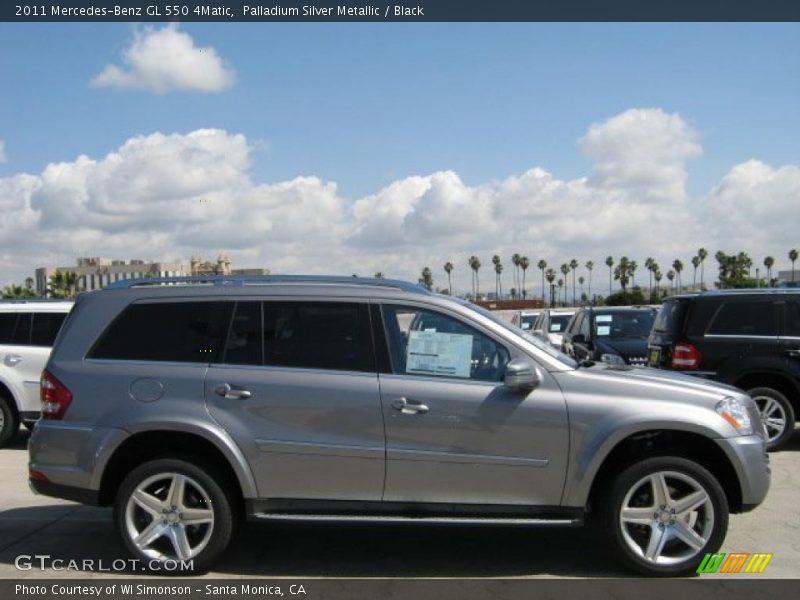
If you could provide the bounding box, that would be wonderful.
[0,297,72,303]
[104,274,431,294]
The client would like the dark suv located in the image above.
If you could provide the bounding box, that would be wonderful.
[648,289,800,450]
[561,307,657,367]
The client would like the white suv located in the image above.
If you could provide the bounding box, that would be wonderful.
[0,300,72,447]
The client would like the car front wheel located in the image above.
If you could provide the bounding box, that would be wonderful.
[0,394,19,448]
[603,456,728,576]
[113,458,235,572]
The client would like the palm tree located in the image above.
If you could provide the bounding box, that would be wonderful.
[443,262,454,295]
[605,256,614,295]
[374,272,385,279]
[569,258,578,306]
[48,270,78,299]
[654,269,663,297]
[492,255,502,298]
[645,257,655,299]
[691,256,700,290]
[545,268,556,306]
[667,270,675,292]
[557,278,565,306]
[614,256,632,297]
[629,260,638,289]
[585,260,594,299]
[519,256,530,299]
[672,259,684,291]
[537,259,548,303]
[468,256,478,297]
[420,267,433,291]
[789,249,798,283]
[494,262,504,299]
[472,256,482,297]
[763,256,775,286]
[578,276,585,303]
[698,247,708,290]
[512,253,521,292]
[560,263,570,305]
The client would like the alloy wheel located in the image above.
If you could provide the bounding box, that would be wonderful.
[753,395,787,444]
[618,470,714,565]
[124,472,215,562]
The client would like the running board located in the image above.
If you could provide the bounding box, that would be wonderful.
[253,513,582,526]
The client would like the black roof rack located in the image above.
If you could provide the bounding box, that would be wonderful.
[104,274,430,294]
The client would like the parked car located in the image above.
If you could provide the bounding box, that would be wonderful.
[29,276,769,576]
[0,300,72,447]
[648,289,800,450]
[561,306,657,366]
[531,309,575,348]
[510,309,541,332]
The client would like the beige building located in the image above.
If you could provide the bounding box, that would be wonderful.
[36,255,270,295]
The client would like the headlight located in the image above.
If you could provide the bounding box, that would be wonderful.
[716,396,753,435]
[600,353,625,366]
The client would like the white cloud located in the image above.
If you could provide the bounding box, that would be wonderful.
[91,26,235,93]
[0,140,6,163]
[1,109,797,295]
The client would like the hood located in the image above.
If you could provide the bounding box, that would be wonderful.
[557,363,748,411]
[595,338,649,363]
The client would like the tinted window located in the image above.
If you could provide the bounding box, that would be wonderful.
[0,314,17,344]
[579,313,591,337]
[11,313,32,345]
[382,305,509,382]
[593,310,655,339]
[519,315,537,330]
[263,302,373,372]
[568,313,583,335]
[708,301,777,336]
[90,302,233,362]
[222,302,262,365]
[31,312,67,347]
[786,302,800,337]
[653,300,687,334]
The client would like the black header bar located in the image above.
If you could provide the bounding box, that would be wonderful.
[3,1,800,22]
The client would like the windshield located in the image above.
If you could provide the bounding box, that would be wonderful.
[519,315,538,330]
[453,299,577,367]
[548,314,573,333]
[594,310,655,339]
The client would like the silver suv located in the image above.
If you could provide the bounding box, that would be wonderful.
[28,276,770,576]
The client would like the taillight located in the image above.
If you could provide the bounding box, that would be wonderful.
[671,343,702,370]
[40,370,72,420]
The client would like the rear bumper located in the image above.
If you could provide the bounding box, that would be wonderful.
[29,478,100,505]
[715,434,771,511]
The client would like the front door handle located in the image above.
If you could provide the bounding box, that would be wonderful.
[214,383,252,400]
[787,348,800,358]
[391,397,429,415]
[3,354,22,367]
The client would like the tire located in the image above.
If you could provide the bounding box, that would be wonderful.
[748,386,795,451]
[602,456,729,577]
[113,458,235,573]
[0,394,19,449]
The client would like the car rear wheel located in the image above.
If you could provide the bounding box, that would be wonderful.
[603,456,728,576]
[748,387,795,451]
[0,395,19,449]
[113,458,234,572]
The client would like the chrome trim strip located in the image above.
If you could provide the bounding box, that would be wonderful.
[255,438,383,459]
[387,448,548,467]
[704,334,779,339]
[254,513,579,525]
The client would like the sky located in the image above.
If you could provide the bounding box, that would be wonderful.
[0,22,799,294]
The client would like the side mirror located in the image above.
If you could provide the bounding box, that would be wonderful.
[504,358,541,391]
[571,334,585,344]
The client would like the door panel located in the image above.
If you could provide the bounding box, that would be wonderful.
[377,303,569,506]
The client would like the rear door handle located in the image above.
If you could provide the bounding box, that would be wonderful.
[787,348,800,358]
[214,383,252,400]
[390,397,429,415]
[3,354,22,367]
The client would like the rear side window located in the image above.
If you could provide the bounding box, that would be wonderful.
[653,300,686,335]
[707,301,777,336]
[785,302,800,337]
[89,302,233,362]
[262,302,373,373]
[11,313,32,345]
[0,314,18,343]
[31,312,67,347]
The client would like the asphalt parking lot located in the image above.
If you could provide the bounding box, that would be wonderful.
[1,429,798,580]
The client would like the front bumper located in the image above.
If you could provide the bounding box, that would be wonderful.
[715,434,771,511]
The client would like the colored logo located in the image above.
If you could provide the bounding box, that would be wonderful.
[696,552,773,574]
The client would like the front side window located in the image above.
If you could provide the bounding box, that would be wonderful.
[707,301,777,337]
[89,302,233,362]
[381,305,509,382]
[785,302,800,337]
[548,314,572,333]
[593,310,655,339]
[0,314,18,344]
[10,313,32,345]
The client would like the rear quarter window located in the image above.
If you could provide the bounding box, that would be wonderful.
[707,300,777,336]
[31,312,68,347]
[89,302,233,363]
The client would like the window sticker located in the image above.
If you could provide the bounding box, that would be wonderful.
[521,322,531,330]
[406,330,473,378]
[550,323,562,332]
[597,325,611,336]
[596,315,613,322]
